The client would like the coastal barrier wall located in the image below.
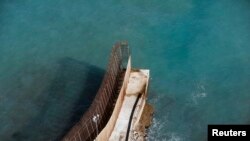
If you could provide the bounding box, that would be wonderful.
[62,42,130,141]
[96,57,131,141]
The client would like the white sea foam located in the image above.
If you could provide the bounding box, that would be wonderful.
[147,115,184,141]
[168,133,183,141]
[191,83,207,104]
[146,92,183,141]
[147,117,166,140]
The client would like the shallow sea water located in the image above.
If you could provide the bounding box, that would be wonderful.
[0,0,250,141]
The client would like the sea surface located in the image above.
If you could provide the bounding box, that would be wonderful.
[1,0,250,141]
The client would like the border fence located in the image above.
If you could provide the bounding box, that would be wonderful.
[62,41,130,141]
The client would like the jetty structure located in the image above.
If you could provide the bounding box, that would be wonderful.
[62,41,153,141]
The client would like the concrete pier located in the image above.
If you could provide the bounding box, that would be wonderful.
[98,69,152,141]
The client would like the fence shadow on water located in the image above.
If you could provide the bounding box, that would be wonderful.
[10,57,104,141]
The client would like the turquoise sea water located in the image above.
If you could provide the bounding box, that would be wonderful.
[1,0,250,141]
